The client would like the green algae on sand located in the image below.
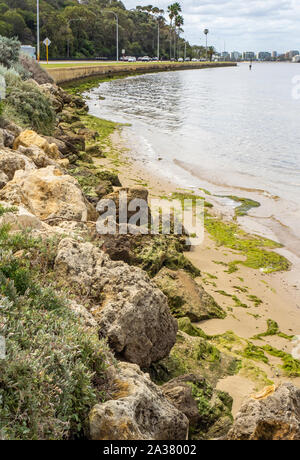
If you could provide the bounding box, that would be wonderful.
[205,217,290,273]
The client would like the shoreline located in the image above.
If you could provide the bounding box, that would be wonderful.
[93,123,300,415]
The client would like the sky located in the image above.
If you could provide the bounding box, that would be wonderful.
[123,0,300,53]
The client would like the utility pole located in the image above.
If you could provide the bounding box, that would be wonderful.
[184,41,187,60]
[37,0,40,61]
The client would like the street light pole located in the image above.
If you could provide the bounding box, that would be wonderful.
[204,28,209,61]
[184,41,187,60]
[37,0,40,61]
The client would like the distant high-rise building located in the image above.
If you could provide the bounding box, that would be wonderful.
[221,51,230,60]
[257,51,271,61]
[272,51,277,59]
[288,50,299,59]
[230,51,241,61]
[243,51,256,60]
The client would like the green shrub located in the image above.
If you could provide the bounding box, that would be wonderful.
[0,35,20,68]
[4,78,56,134]
[0,224,109,440]
[19,54,54,84]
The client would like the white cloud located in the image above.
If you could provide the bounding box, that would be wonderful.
[123,0,300,53]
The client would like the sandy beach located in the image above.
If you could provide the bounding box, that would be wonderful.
[94,126,300,415]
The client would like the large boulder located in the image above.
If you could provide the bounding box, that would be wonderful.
[227,383,300,440]
[0,147,37,180]
[154,268,226,321]
[0,166,95,222]
[54,238,177,367]
[89,362,189,440]
[13,129,60,160]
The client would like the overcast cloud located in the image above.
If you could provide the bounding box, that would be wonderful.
[123,0,300,53]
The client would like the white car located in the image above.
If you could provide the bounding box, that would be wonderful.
[185,57,191,62]
[178,58,183,62]
[128,57,136,62]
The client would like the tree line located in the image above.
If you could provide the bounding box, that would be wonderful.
[0,1,213,60]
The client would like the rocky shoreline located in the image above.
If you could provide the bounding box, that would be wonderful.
[1,64,300,440]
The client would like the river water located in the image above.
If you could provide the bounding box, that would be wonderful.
[86,63,300,259]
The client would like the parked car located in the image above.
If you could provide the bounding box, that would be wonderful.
[152,57,158,61]
[178,57,183,62]
[191,58,198,62]
[128,56,136,62]
[185,57,191,61]
[141,56,151,62]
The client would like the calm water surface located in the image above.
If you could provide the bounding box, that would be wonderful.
[86,63,300,254]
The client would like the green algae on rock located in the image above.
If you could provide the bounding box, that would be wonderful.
[150,331,241,387]
[162,373,233,440]
[154,268,226,321]
[178,317,209,339]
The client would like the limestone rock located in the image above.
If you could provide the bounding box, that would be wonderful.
[0,120,22,138]
[162,374,203,427]
[89,362,189,440]
[0,171,9,189]
[54,238,177,367]
[0,201,49,233]
[55,132,85,155]
[95,180,113,198]
[13,129,60,159]
[68,300,97,328]
[17,145,57,168]
[44,136,70,156]
[162,374,233,439]
[154,268,226,321]
[227,383,300,440]
[97,232,199,277]
[0,147,37,180]
[0,166,94,222]
[0,128,14,148]
[86,144,104,157]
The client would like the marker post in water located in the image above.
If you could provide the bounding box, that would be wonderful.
[43,37,51,64]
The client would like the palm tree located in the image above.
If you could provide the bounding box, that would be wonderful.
[174,14,184,60]
[204,28,209,60]
[167,4,176,60]
[207,46,215,61]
